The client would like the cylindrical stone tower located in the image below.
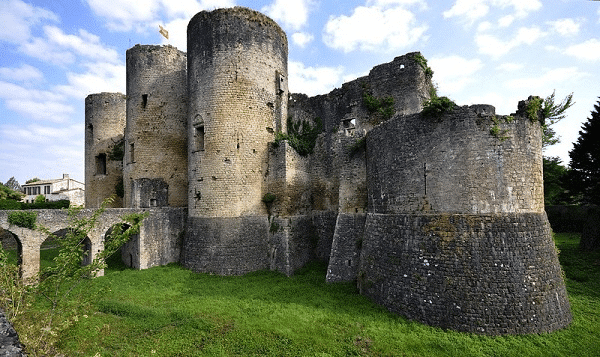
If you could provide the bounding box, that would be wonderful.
[84,92,126,208]
[123,45,188,208]
[359,101,572,335]
[182,7,288,275]
[187,7,288,217]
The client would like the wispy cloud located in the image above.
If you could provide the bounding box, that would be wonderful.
[288,61,344,96]
[0,0,58,43]
[476,25,546,58]
[429,56,484,94]
[262,0,315,31]
[323,3,428,53]
[563,38,600,62]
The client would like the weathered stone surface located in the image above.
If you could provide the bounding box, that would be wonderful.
[358,212,571,335]
[0,310,24,357]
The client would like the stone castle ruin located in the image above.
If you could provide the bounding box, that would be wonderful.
[82,7,571,334]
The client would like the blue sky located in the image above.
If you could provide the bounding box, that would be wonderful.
[1,0,599,185]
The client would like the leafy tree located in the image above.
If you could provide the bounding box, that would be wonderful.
[34,194,46,204]
[25,177,40,184]
[543,157,572,205]
[541,91,574,149]
[0,183,24,202]
[4,177,21,192]
[569,98,600,205]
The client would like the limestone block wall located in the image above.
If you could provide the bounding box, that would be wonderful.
[124,45,188,208]
[366,105,544,214]
[187,7,288,218]
[357,103,571,334]
[85,92,126,208]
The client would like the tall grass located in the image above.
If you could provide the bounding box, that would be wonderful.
[9,233,600,356]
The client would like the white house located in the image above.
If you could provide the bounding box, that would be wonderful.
[22,174,85,206]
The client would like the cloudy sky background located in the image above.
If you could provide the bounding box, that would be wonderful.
[1,0,599,185]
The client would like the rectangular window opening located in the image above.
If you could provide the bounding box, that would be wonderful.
[142,94,148,109]
[195,126,205,151]
[129,143,135,163]
[96,153,107,175]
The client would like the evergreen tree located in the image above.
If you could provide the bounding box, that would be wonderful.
[569,98,600,205]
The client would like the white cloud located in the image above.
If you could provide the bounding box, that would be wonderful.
[429,56,484,94]
[443,0,489,24]
[262,0,314,31]
[56,62,126,99]
[323,4,428,53]
[366,0,427,9]
[291,32,314,48]
[288,61,344,96]
[0,0,58,43]
[86,0,235,32]
[547,18,581,37]
[505,67,590,90]
[563,39,600,62]
[496,62,524,71]
[0,64,44,82]
[44,26,120,63]
[0,80,73,123]
[443,0,541,24]
[476,26,546,58]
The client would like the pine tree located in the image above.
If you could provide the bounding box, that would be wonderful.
[569,98,600,205]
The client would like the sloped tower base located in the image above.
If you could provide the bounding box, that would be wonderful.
[358,212,572,335]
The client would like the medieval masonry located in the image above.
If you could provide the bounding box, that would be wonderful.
[84,7,572,335]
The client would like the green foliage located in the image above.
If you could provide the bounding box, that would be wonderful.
[0,196,148,355]
[362,89,395,120]
[262,192,276,204]
[489,116,510,141]
[0,199,22,210]
[108,139,125,161]
[422,96,456,119]
[543,157,574,205]
[8,239,598,357]
[25,177,40,184]
[34,194,46,204]
[412,53,434,78]
[348,137,366,156]
[540,91,575,148]
[569,97,600,204]
[8,211,37,229]
[269,221,280,233]
[0,183,24,202]
[21,199,70,210]
[4,177,21,192]
[274,117,323,156]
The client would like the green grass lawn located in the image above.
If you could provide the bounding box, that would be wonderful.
[12,233,600,356]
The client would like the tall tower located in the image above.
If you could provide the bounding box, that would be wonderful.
[187,7,288,217]
[123,45,188,208]
[183,7,288,274]
[84,92,126,208]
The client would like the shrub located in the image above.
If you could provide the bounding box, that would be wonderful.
[262,193,276,204]
[422,96,456,119]
[8,211,37,229]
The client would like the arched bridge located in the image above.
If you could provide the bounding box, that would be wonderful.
[0,208,186,280]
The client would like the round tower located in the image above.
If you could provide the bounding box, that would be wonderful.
[84,92,126,208]
[187,7,288,217]
[359,103,571,334]
[123,45,188,208]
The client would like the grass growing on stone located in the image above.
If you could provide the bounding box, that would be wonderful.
[12,233,600,356]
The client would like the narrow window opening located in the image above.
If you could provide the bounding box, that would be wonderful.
[129,143,135,163]
[87,123,93,139]
[150,198,157,207]
[346,259,352,267]
[400,64,405,69]
[96,153,107,175]
[142,94,148,109]
[195,126,205,151]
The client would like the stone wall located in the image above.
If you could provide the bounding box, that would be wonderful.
[366,105,544,215]
[359,213,571,334]
[85,92,126,208]
[124,45,188,208]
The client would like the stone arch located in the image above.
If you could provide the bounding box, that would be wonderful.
[103,223,139,269]
[0,227,23,267]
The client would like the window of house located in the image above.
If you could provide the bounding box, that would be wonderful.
[96,153,107,175]
[44,186,50,194]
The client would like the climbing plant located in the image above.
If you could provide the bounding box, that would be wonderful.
[274,117,323,156]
